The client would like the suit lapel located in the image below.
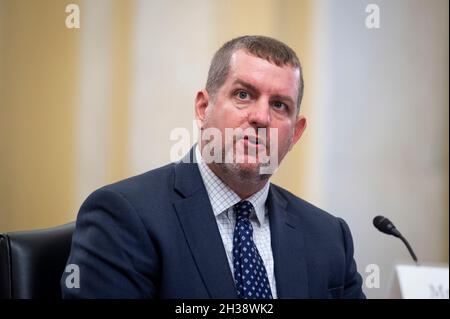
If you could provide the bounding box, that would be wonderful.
[268,186,309,298]
[172,151,237,298]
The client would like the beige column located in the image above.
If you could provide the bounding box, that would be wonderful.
[0,0,80,231]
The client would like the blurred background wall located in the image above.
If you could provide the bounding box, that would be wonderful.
[311,0,449,298]
[0,0,80,230]
[0,0,448,298]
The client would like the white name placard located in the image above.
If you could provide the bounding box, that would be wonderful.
[391,264,449,299]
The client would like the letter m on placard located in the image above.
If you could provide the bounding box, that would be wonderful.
[65,264,80,289]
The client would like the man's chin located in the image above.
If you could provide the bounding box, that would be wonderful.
[235,161,260,171]
[223,161,270,181]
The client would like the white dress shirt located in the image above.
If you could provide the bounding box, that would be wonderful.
[195,145,278,298]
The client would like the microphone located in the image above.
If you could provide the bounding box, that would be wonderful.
[373,215,419,265]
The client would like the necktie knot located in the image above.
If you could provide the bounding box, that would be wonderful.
[234,200,253,220]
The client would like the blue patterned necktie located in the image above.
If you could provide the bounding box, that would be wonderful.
[232,200,273,299]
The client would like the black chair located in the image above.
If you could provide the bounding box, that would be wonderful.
[0,222,75,299]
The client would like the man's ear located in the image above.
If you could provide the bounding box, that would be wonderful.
[195,89,210,129]
[289,115,307,151]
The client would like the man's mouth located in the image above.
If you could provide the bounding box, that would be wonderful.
[243,135,265,147]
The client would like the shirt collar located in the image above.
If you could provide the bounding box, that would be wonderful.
[195,144,270,225]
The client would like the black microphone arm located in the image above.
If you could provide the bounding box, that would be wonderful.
[373,215,419,265]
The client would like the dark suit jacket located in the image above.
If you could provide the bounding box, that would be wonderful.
[61,149,365,299]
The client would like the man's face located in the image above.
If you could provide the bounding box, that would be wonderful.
[196,49,307,181]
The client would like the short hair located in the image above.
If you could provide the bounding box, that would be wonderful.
[206,35,304,112]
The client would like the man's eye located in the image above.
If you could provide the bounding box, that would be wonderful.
[272,101,287,110]
[236,91,250,100]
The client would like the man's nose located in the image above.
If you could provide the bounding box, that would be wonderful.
[247,99,270,127]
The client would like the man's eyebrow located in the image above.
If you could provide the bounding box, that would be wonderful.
[232,79,259,93]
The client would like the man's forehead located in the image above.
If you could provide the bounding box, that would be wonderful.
[228,50,300,94]
[230,49,298,69]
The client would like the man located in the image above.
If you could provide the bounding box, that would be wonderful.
[61,36,365,299]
